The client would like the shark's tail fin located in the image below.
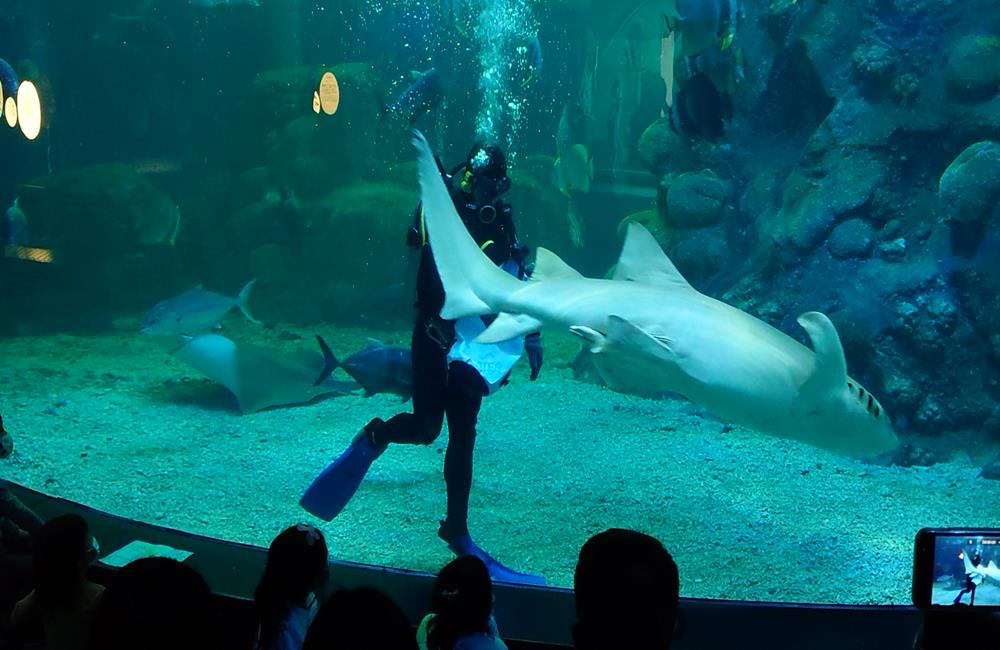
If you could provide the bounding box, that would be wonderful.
[314,335,340,386]
[411,130,521,320]
[237,279,260,324]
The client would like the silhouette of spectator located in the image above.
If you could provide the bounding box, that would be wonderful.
[572,528,682,650]
[417,555,506,650]
[0,484,42,545]
[1,414,44,625]
[9,513,103,650]
[254,524,329,650]
[88,557,222,650]
[1,415,44,538]
[303,586,417,650]
[0,414,14,459]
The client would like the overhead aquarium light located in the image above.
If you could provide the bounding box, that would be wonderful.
[0,57,44,139]
[16,80,42,141]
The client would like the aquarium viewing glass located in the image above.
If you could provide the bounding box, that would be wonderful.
[2,0,1000,606]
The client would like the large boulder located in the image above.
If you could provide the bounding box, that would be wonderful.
[946,35,1000,102]
[664,170,730,229]
[851,41,897,98]
[826,218,875,260]
[637,119,703,175]
[771,148,885,253]
[938,141,1000,226]
[664,226,730,282]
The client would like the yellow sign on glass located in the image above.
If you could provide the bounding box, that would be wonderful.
[318,71,339,115]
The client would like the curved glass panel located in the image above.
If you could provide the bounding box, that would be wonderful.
[2,0,1000,606]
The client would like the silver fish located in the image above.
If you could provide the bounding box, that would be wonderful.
[140,280,258,335]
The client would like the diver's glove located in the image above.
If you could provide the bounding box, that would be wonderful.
[525,332,543,381]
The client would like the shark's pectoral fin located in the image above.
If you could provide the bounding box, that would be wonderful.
[478,312,544,343]
[572,316,686,395]
[796,311,848,406]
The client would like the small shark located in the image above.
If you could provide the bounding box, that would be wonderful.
[315,336,412,400]
[410,130,897,458]
[171,333,358,413]
[962,552,1000,584]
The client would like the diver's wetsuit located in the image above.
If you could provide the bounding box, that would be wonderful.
[366,180,527,538]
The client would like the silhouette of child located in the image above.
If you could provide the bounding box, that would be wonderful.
[253,524,329,650]
[417,555,507,650]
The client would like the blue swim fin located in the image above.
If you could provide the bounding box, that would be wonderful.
[300,427,385,521]
[442,529,546,586]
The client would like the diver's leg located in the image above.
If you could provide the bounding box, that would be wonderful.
[439,362,485,539]
[368,320,447,446]
[437,362,545,586]
[300,321,446,520]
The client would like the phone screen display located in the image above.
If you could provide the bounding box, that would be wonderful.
[925,533,1000,607]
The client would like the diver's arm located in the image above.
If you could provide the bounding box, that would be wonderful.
[507,203,543,379]
[501,203,533,279]
[525,331,543,381]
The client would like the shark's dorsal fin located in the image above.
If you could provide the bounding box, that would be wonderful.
[612,222,692,289]
[531,247,583,282]
[797,312,848,406]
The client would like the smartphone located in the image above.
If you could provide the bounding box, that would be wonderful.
[913,528,1000,608]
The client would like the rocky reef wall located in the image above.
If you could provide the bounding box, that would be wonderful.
[631,0,1000,449]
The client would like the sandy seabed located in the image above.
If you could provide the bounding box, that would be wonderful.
[2,319,999,605]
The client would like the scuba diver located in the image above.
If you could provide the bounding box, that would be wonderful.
[954,551,984,606]
[301,142,544,584]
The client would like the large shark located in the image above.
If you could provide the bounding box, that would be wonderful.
[410,130,897,458]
